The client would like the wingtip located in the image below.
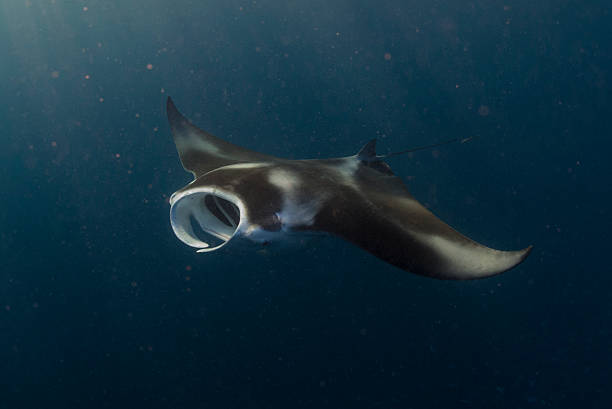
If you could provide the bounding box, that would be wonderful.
[166,96,176,114]
[498,244,533,277]
[521,244,534,262]
[443,243,533,280]
[166,96,187,126]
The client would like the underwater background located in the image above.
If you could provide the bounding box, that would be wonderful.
[1,1,610,408]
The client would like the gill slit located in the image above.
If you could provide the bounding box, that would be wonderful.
[213,194,237,229]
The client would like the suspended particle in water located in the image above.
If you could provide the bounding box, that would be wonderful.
[478,105,490,116]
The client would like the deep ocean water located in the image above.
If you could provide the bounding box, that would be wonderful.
[1,1,610,408]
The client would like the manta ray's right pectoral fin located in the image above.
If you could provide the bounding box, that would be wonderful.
[166,97,277,178]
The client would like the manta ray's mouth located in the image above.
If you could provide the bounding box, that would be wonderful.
[170,188,245,252]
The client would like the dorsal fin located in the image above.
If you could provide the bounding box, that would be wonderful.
[355,139,394,175]
[356,139,378,162]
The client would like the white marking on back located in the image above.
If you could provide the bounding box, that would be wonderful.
[218,162,272,170]
[176,130,222,155]
[198,162,272,179]
[267,168,324,229]
[268,168,301,191]
[332,158,359,188]
[417,232,526,278]
[336,158,359,178]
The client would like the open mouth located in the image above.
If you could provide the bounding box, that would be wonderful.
[170,188,244,252]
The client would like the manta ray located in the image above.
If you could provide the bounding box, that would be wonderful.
[166,97,532,280]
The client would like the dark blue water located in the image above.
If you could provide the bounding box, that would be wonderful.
[1,1,610,408]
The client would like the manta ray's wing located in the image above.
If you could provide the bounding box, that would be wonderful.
[312,159,532,280]
[167,97,277,177]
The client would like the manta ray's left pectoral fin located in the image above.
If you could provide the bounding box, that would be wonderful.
[312,186,532,280]
[406,228,533,279]
[374,195,533,279]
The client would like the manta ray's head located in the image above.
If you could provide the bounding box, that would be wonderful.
[169,186,246,253]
